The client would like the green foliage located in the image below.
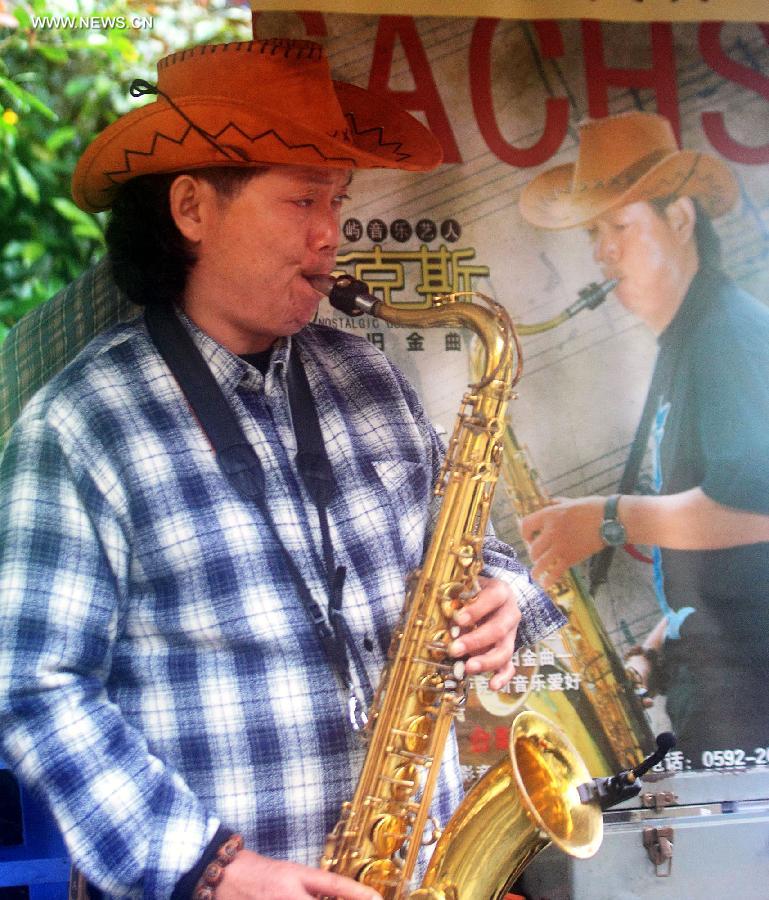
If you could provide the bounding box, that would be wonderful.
[0,0,251,341]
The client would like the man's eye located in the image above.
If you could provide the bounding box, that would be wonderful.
[295,198,314,208]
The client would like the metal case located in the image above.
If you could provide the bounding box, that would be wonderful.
[518,768,769,899]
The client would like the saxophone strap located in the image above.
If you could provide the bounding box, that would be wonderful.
[144,303,370,726]
[589,346,678,590]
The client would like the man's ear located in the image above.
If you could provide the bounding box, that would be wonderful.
[168,174,214,244]
[664,196,697,246]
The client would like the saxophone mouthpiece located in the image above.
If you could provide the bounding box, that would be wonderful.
[327,275,380,317]
[565,279,619,318]
[308,273,378,316]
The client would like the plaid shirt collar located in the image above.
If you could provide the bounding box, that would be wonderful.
[176,307,291,395]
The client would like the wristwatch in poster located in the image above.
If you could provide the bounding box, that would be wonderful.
[599,494,627,547]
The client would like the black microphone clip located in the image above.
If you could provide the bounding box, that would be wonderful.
[577,732,677,811]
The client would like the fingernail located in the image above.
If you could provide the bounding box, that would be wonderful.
[449,640,465,656]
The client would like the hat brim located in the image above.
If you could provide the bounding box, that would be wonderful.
[73,82,442,212]
[519,149,739,230]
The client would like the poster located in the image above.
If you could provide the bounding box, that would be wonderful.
[245,12,769,777]
[3,0,768,784]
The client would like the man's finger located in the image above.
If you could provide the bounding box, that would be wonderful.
[488,657,517,691]
[302,868,382,900]
[454,581,510,627]
[465,630,518,675]
[526,530,550,564]
[520,508,545,542]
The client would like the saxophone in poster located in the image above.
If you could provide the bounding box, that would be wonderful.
[483,279,654,774]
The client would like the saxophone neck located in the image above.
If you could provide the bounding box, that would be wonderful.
[326,275,522,390]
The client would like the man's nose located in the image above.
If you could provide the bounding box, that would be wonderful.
[312,205,341,253]
[593,232,619,265]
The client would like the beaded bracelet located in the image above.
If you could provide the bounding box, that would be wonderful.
[192,833,245,900]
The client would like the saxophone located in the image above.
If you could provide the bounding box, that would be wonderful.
[498,426,654,773]
[316,275,603,899]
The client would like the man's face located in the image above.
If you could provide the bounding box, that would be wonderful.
[586,200,691,329]
[183,165,351,354]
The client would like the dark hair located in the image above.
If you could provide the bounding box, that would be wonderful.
[650,195,723,273]
[106,167,264,308]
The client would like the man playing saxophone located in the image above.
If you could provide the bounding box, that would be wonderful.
[519,112,769,764]
[0,39,564,898]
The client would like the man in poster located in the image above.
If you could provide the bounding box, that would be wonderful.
[519,111,769,765]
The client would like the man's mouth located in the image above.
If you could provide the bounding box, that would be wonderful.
[304,273,336,296]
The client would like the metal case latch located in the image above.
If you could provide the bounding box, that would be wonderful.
[641,790,678,810]
[643,826,674,876]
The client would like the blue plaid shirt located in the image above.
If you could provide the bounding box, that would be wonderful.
[0,313,563,897]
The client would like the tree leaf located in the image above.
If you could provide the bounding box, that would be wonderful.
[34,45,70,64]
[12,7,32,30]
[11,160,40,204]
[50,197,104,241]
[0,75,58,122]
[45,126,77,152]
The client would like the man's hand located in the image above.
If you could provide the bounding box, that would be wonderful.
[218,849,383,899]
[521,496,606,589]
[448,576,521,691]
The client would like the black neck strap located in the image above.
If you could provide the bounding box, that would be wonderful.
[144,304,370,727]
[589,346,679,590]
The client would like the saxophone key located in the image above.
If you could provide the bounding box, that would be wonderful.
[440,598,461,619]
[409,656,454,672]
[457,578,481,601]
[379,764,418,801]
[455,544,475,567]
[387,747,432,765]
[370,815,409,856]
[355,858,402,895]
[416,672,444,705]
[390,714,434,753]
[420,816,443,847]
[424,630,450,659]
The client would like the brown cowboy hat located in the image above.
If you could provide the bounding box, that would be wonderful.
[519,111,738,230]
[72,38,442,213]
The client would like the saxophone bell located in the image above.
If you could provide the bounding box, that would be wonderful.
[418,710,604,900]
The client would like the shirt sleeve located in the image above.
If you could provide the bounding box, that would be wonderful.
[0,409,221,897]
[480,540,566,648]
[386,361,565,648]
[692,294,769,515]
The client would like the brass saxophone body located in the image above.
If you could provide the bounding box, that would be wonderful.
[318,276,602,899]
